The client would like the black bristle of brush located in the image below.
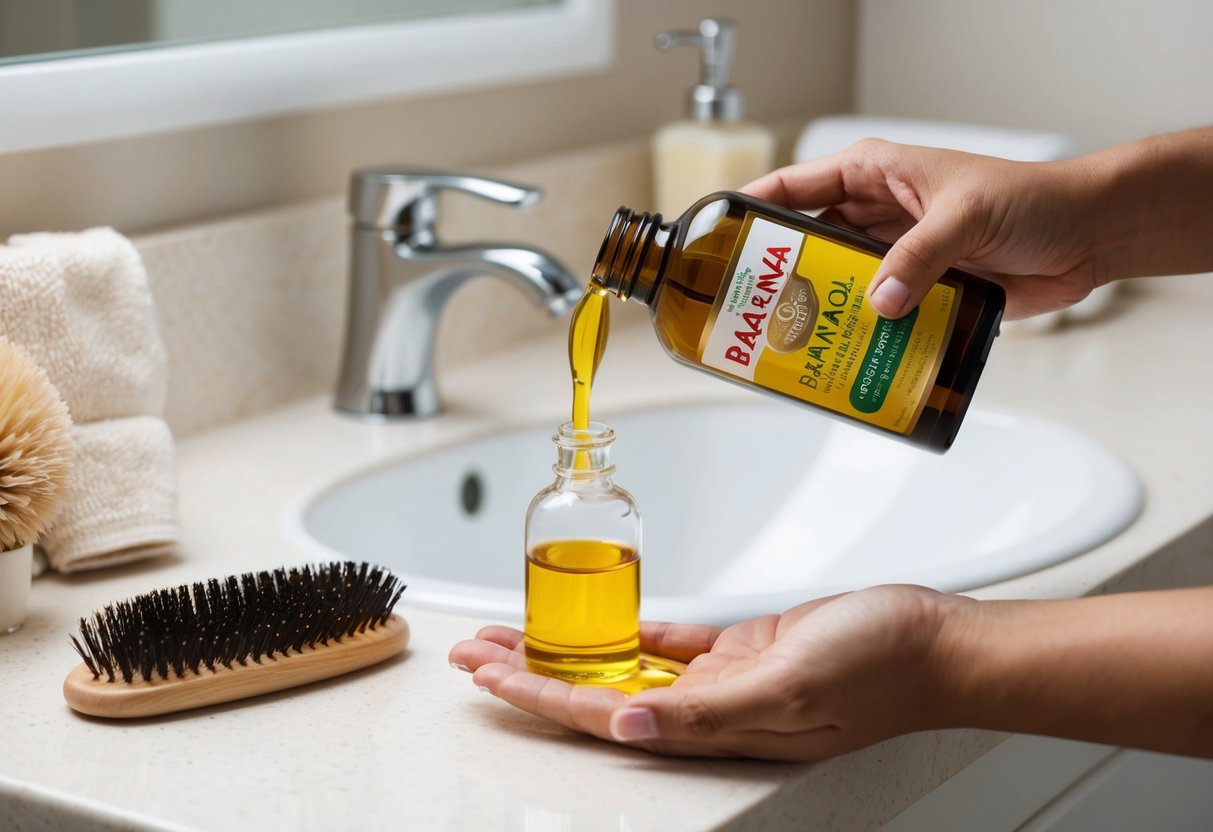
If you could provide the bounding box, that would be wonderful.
[69,562,406,684]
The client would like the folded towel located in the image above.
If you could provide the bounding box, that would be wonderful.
[0,228,178,573]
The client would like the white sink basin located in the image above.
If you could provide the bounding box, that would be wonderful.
[287,403,1142,625]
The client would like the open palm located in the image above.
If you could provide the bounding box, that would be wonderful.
[449,585,964,761]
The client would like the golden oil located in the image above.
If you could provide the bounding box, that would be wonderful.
[522,301,680,689]
[519,280,654,686]
[524,538,640,683]
[525,282,641,683]
[568,284,609,432]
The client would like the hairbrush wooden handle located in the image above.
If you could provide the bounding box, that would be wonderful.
[63,614,409,719]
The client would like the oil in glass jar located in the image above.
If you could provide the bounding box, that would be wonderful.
[523,422,641,684]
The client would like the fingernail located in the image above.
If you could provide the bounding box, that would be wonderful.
[611,707,659,742]
[450,662,471,672]
[871,276,910,317]
[476,685,492,693]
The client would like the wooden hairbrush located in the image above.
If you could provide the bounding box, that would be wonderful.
[64,561,407,718]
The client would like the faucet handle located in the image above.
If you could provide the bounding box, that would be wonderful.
[349,166,542,238]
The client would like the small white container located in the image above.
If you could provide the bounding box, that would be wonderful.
[0,544,33,634]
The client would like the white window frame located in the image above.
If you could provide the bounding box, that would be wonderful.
[0,0,615,155]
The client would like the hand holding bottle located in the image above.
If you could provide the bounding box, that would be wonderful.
[743,128,1213,320]
[450,585,968,761]
[450,127,1213,762]
[451,583,1213,761]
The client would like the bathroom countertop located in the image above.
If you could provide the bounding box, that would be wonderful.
[3,275,1213,832]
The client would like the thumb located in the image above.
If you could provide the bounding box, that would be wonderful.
[870,206,976,319]
[609,673,785,743]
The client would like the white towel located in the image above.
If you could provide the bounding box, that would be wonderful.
[0,227,178,573]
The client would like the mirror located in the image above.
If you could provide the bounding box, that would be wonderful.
[0,0,552,65]
[0,0,613,154]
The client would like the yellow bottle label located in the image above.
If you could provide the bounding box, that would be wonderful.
[698,213,960,434]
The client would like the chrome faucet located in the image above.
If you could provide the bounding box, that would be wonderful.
[336,167,583,418]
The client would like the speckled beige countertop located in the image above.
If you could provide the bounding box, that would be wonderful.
[2,275,1212,832]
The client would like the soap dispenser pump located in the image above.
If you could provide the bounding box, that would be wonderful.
[652,18,776,217]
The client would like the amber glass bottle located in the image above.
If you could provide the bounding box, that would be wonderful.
[590,192,1005,451]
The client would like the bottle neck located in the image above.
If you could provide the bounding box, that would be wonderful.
[552,422,616,484]
[590,207,674,306]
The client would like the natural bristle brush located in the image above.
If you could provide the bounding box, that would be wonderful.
[64,562,408,718]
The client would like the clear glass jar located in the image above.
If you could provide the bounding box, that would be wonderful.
[524,421,641,684]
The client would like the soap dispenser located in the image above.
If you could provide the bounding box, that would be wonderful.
[652,18,776,218]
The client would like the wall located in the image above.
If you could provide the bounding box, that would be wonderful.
[0,0,855,237]
[856,0,1213,154]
